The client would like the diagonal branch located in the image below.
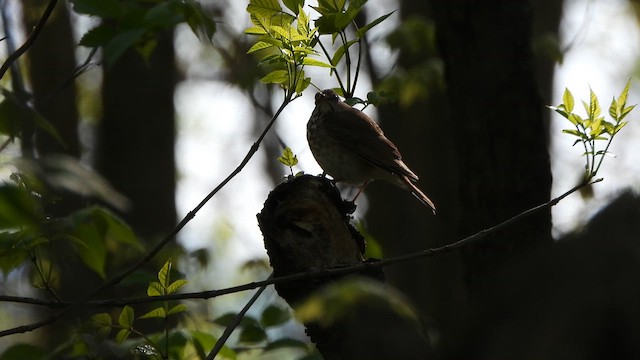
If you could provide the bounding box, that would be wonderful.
[0,0,58,79]
[0,93,294,338]
[0,178,601,315]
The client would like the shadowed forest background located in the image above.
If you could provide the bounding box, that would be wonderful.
[1,0,640,359]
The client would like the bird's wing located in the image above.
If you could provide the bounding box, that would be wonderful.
[324,102,419,181]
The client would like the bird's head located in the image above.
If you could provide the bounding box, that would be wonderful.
[315,89,340,105]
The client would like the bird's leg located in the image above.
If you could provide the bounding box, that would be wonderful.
[350,180,371,202]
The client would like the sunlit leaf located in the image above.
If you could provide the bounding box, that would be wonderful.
[167,279,188,294]
[118,306,135,328]
[562,129,584,138]
[588,88,601,119]
[562,88,574,113]
[167,304,188,315]
[147,281,164,296]
[158,260,172,288]
[260,70,289,84]
[278,147,298,167]
[617,78,632,111]
[139,307,166,319]
[247,41,274,53]
[302,57,333,68]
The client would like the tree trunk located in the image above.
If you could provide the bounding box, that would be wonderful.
[365,0,561,356]
[95,31,177,239]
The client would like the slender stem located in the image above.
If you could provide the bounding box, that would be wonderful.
[0,0,59,79]
[205,274,273,360]
[317,38,346,91]
[340,30,351,95]
[0,94,295,338]
[0,179,601,312]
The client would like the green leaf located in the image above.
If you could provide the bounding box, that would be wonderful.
[278,147,298,167]
[247,41,275,53]
[302,57,333,68]
[562,88,574,113]
[260,70,289,84]
[182,0,217,42]
[588,87,601,119]
[118,306,135,328]
[212,313,239,327]
[190,330,217,359]
[103,28,147,66]
[0,185,40,228]
[167,304,188,316]
[0,95,65,147]
[247,0,283,20]
[283,0,305,14]
[356,11,394,38]
[245,26,269,35]
[0,344,47,360]
[144,1,184,27]
[91,313,112,327]
[295,76,311,95]
[238,324,267,344]
[139,307,166,319]
[70,0,122,18]
[567,113,582,126]
[264,338,309,351]
[147,281,164,296]
[562,129,585,138]
[158,260,172,288]
[619,104,635,121]
[297,7,310,34]
[115,328,131,344]
[260,305,291,328]
[331,39,358,65]
[617,78,631,111]
[312,0,346,13]
[608,96,618,120]
[167,279,188,294]
[78,25,117,47]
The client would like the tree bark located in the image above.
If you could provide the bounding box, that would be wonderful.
[258,175,431,360]
[95,31,177,239]
[365,0,561,356]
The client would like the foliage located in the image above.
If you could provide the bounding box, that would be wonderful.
[278,147,302,177]
[71,0,216,65]
[244,0,393,100]
[0,0,395,359]
[549,80,635,181]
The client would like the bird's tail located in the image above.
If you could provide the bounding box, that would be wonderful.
[402,176,436,214]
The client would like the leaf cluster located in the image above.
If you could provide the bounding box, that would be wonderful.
[245,0,330,95]
[89,260,189,357]
[549,80,635,180]
[72,0,216,65]
[213,304,316,358]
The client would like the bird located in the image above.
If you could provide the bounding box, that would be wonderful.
[307,89,436,213]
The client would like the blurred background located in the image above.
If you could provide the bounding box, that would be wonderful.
[1,0,640,358]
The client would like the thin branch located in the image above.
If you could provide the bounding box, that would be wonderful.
[0,94,295,338]
[0,0,59,80]
[206,274,272,360]
[0,178,601,313]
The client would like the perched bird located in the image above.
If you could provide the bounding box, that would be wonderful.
[307,89,436,213]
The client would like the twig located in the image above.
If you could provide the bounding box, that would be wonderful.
[0,94,294,338]
[205,274,273,360]
[0,178,601,313]
[0,0,59,80]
